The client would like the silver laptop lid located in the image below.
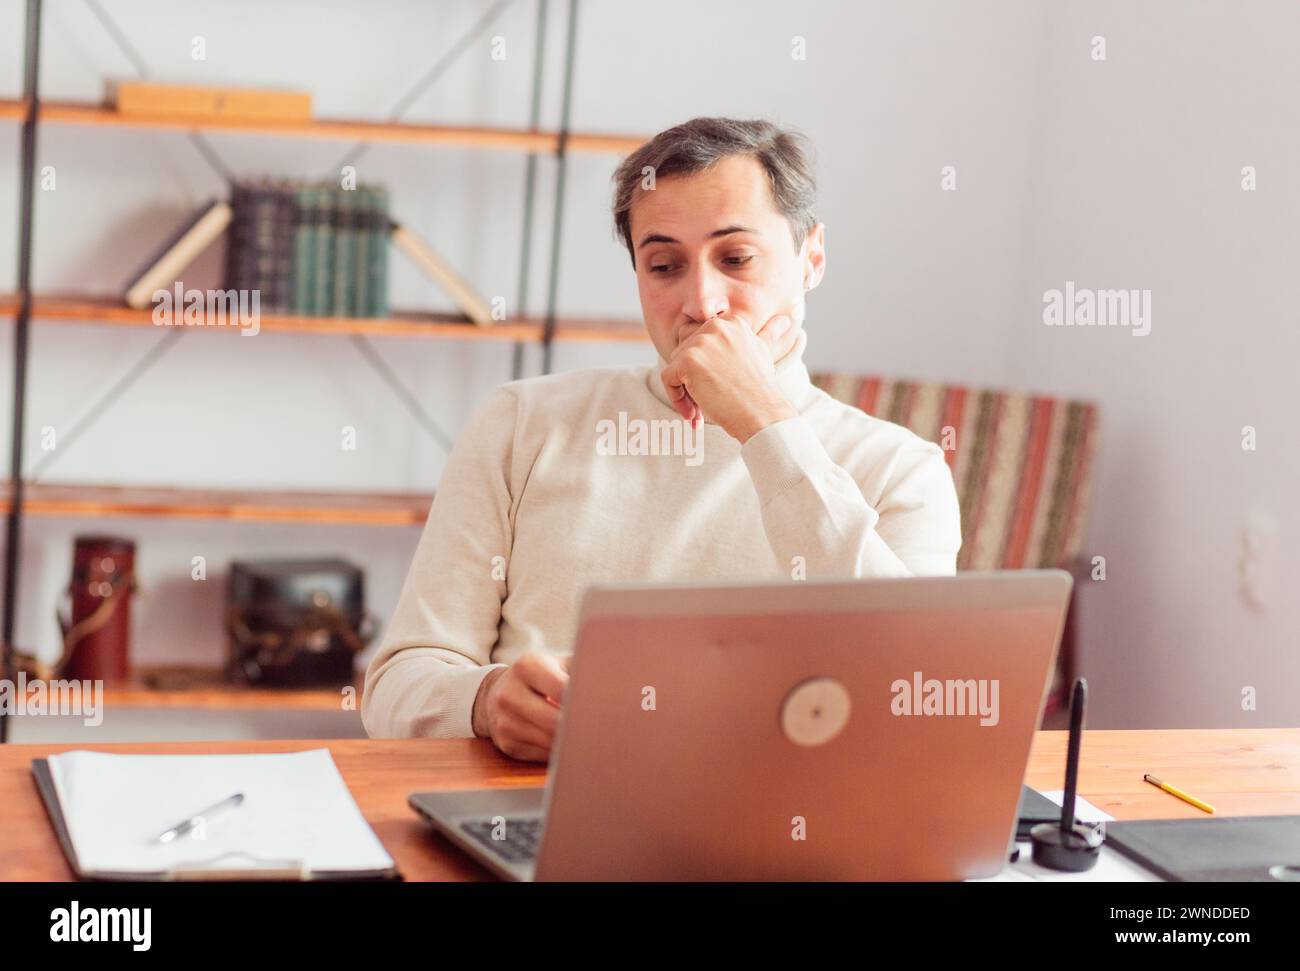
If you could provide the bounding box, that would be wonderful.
[535,570,1072,880]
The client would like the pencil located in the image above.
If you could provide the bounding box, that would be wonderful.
[1144,774,1215,814]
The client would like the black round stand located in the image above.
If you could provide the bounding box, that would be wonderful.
[1029,821,1103,872]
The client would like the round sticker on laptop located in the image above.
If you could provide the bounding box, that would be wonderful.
[781,677,851,746]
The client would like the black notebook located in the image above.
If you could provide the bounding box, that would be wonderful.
[1104,815,1300,881]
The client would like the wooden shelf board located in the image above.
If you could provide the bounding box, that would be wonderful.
[0,294,648,344]
[0,99,647,156]
[549,317,650,344]
[99,666,359,710]
[0,482,431,526]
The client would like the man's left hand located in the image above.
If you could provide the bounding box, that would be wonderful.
[660,312,804,443]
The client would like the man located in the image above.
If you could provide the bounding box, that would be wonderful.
[362,117,962,761]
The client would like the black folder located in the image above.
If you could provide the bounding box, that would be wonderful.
[32,760,90,878]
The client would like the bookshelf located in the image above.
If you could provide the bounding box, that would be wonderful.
[1,0,645,720]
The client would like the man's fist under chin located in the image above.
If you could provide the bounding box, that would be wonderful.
[660,312,804,444]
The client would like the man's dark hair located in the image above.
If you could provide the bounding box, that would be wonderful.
[611,117,817,269]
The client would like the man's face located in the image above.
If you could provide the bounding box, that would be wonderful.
[628,154,825,363]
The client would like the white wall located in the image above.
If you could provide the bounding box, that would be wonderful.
[0,0,1292,728]
[1009,1,1300,727]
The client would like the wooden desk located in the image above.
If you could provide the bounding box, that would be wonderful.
[2,729,1296,881]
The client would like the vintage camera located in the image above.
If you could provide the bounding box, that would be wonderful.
[225,558,375,687]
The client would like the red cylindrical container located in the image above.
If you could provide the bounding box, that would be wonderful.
[62,535,136,683]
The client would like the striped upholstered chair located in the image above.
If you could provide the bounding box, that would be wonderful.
[811,372,1101,716]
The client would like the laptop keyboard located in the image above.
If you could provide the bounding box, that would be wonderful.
[460,816,544,864]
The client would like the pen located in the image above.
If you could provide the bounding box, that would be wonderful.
[154,792,245,844]
[1143,774,1214,814]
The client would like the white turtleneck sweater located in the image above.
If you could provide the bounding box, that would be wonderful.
[362,353,962,739]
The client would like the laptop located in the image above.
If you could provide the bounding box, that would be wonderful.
[409,570,1072,881]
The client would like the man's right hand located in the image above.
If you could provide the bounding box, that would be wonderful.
[471,650,569,762]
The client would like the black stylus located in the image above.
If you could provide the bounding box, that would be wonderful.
[1029,676,1100,871]
[1060,678,1087,835]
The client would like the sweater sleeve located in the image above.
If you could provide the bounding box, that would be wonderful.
[361,388,518,739]
[740,414,962,579]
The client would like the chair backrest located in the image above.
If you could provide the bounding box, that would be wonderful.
[811,373,1100,572]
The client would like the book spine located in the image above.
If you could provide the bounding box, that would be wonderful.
[353,186,372,319]
[253,183,278,311]
[312,185,336,315]
[368,187,390,318]
[242,184,267,306]
[273,181,295,312]
[291,183,315,315]
[224,182,241,291]
[331,189,357,317]
[225,181,253,295]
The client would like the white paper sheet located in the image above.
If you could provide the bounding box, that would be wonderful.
[1038,789,1116,823]
[47,748,394,877]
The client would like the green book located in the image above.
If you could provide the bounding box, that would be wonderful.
[367,186,390,318]
[353,186,372,319]
[290,182,317,314]
[331,187,358,317]
[312,183,336,316]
